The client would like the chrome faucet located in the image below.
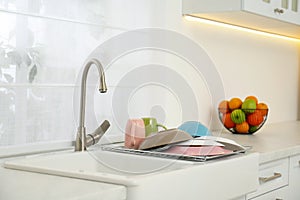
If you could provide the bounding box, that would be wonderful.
[75,58,110,151]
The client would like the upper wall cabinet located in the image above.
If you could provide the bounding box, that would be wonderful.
[182,0,300,39]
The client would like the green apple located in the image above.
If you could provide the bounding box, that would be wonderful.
[230,109,246,124]
[242,99,256,114]
[249,126,258,133]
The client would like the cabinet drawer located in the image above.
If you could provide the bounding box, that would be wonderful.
[247,158,288,199]
[290,153,300,168]
[288,154,300,199]
[248,186,288,200]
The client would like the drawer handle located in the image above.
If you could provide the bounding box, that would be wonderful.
[298,160,300,166]
[274,8,285,14]
[259,172,282,183]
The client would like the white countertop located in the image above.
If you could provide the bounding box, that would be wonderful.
[218,120,300,163]
[0,164,126,200]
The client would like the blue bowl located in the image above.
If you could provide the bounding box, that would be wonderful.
[178,121,212,137]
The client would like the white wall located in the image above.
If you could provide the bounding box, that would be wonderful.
[0,0,299,147]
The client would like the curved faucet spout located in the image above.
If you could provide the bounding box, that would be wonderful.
[75,58,108,152]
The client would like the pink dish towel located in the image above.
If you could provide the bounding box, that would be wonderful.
[163,146,233,156]
[124,119,146,149]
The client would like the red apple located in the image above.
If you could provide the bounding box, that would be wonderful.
[247,110,264,126]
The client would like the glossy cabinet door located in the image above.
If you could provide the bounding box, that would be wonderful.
[288,154,300,199]
[243,0,300,25]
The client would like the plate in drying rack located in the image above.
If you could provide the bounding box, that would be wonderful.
[101,143,250,162]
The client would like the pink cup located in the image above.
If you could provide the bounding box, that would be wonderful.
[124,119,146,149]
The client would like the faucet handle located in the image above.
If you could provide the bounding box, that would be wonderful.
[86,120,110,147]
[99,120,110,133]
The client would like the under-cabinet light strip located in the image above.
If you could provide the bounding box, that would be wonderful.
[184,15,300,43]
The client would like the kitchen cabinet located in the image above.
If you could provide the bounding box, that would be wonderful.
[288,154,300,199]
[219,121,300,200]
[247,186,288,200]
[182,0,300,39]
[244,0,300,25]
[247,154,300,199]
[246,158,289,199]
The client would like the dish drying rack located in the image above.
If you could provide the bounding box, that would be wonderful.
[101,144,251,162]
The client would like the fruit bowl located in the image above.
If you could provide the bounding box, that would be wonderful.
[219,109,268,134]
[218,96,269,135]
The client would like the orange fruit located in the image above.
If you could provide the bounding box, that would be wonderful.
[245,95,258,105]
[218,100,230,114]
[257,103,268,116]
[228,97,242,110]
[235,121,249,133]
[222,113,235,128]
[247,110,264,126]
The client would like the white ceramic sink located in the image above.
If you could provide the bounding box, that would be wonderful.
[4,149,193,186]
[4,148,260,200]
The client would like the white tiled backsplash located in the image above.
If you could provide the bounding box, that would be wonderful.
[0,0,299,147]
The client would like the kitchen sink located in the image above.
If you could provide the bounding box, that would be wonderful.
[4,148,193,186]
[4,147,259,200]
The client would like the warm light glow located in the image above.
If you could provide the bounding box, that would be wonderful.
[184,15,300,43]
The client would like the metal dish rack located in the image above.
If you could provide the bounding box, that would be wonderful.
[101,144,251,162]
